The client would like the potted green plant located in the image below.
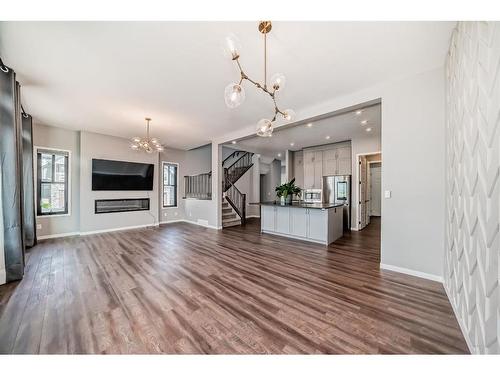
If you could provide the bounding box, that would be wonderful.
[275,178,301,204]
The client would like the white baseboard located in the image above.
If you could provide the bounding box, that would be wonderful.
[246,215,261,219]
[159,219,221,230]
[350,227,359,231]
[80,222,159,236]
[380,263,443,283]
[0,269,6,285]
[443,284,476,354]
[37,231,80,240]
[38,223,159,240]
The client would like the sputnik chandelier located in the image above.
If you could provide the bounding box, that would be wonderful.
[130,117,165,153]
[223,21,294,137]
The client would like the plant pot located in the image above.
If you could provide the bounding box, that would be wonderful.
[283,195,292,205]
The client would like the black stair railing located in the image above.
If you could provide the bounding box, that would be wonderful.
[225,180,246,225]
[184,172,212,200]
[222,151,253,225]
[223,151,253,192]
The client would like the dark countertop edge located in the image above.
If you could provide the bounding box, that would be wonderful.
[255,201,345,210]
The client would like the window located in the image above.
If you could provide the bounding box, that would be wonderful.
[36,149,69,216]
[163,162,178,208]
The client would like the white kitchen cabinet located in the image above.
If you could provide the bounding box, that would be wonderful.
[303,150,323,189]
[305,142,352,180]
[303,150,315,189]
[336,146,352,175]
[313,151,323,188]
[276,206,290,233]
[322,149,337,176]
[290,207,307,238]
[261,205,276,232]
[261,204,343,245]
[307,209,327,241]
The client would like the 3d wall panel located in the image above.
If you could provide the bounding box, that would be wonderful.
[444,21,500,354]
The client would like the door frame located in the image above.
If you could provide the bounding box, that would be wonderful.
[355,151,381,231]
[368,161,382,217]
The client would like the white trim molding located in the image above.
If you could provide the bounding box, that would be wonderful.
[159,219,221,230]
[37,223,160,240]
[0,269,6,285]
[37,231,80,240]
[443,284,476,354]
[80,223,159,236]
[380,263,443,283]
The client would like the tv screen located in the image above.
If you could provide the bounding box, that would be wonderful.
[92,159,154,191]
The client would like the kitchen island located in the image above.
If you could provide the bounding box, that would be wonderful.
[260,201,344,245]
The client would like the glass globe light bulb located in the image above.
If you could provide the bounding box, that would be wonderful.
[270,73,286,91]
[151,138,159,144]
[131,144,139,150]
[156,146,164,152]
[224,83,245,108]
[222,33,242,60]
[132,137,141,143]
[283,109,296,122]
[256,119,273,137]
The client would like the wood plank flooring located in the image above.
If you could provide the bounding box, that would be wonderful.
[0,217,469,354]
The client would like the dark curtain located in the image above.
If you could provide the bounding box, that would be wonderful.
[22,114,36,247]
[0,63,25,282]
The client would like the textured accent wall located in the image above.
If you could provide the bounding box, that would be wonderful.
[444,21,500,354]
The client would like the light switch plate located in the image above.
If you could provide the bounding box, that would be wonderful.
[384,190,392,198]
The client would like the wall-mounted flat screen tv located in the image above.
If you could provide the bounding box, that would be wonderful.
[92,159,154,191]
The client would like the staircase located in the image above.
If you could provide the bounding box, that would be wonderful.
[222,151,254,228]
[222,199,242,227]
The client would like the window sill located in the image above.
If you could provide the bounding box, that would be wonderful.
[37,213,71,218]
[162,206,178,209]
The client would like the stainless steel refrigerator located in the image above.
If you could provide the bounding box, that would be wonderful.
[323,175,351,231]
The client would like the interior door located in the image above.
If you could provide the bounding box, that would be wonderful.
[370,163,382,216]
[358,156,368,230]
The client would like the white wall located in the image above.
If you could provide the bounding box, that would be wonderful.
[33,124,81,237]
[444,21,500,354]
[79,131,159,233]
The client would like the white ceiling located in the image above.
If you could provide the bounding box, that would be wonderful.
[0,22,454,150]
[227,104,381,160]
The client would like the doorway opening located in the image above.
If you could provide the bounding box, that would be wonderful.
[357,152,382,231]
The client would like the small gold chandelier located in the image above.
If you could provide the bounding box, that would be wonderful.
[223,21,294,137]
[130,117,165,153]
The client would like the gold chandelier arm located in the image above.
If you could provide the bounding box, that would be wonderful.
[264,31,267,89]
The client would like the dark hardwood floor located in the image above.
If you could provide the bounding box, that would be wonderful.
[0,217,468,354]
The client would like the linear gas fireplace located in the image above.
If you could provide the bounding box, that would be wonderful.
[95,198,150,214]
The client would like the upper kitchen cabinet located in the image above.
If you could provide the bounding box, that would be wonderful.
[335,144,352,175]
[304,142,352,187]
[303,150,323,189]
[292,150,304,188]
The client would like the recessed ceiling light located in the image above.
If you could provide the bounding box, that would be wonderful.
[361,120,368,125]
[307,123,313,128]
[277,153,282,157]
[355,110,363,115]
[290,142,295,147]
[366,127,372,132]
[231,140,237,144]
[325,135,331,140]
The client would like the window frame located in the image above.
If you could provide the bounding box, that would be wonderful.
[34,146,71,218]
[162,161,178,208]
